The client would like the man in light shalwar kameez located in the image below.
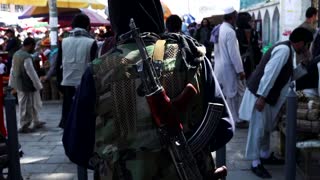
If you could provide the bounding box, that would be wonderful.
[213,7,247,128]
[239,28,313,178]
[9,38,45,133]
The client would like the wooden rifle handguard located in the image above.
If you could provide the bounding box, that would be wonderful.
[146,83,198,133]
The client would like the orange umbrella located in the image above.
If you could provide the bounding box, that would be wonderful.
[161,1,171,20]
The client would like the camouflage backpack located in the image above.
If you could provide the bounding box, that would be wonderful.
[88,33,232,179]
[63,33,233,180]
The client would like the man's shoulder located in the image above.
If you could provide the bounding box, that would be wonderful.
[299,22,316,34]
[299,21,310,28]
[220,23,236,37]
[275,41,291,48]
[63,35,94,42]
[13,49,26,56]
[271,43,291,56]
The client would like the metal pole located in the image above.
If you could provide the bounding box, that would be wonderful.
[49,0,59,51]
[77,165,88,180]
[4,87,22,180]
[285,83,297,180]
[216,145,226,180]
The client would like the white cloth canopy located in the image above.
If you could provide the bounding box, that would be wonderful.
[160,0,240,22]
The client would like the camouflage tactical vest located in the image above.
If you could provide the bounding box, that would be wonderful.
[90,38,205,180]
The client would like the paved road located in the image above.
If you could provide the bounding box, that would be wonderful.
[225,129,303,180]
[16,102,93,180]
[11,101,302,179]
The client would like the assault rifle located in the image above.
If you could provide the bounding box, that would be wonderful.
[121,18,225,180]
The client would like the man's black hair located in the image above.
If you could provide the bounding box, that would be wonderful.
[23,37,36,46]
[71,13,90,29]
[224,11,236,21]
[236,12,252,29]
[5,29,14,35]
[306,7,317,18]
[289,27,313,43]
[166,15,182,32]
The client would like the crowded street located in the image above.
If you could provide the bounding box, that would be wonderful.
[0,0,319,179]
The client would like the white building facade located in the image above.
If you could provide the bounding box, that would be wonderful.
[241,0,315,46]
[0,4,25,25]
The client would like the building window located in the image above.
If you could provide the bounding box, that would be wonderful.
[0,4,10,12]
[272,7,280,44]
[263,10,271,46]
[15,5,23,12]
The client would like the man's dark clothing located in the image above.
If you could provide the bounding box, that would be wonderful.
[6,37,21,74]
[247,41,293,105]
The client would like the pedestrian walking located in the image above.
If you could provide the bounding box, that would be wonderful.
[239,27,313,178]
[39,38,61,100]
[236,12,262,79]
[57,13,98,129]
[299,7,318,35]
[213,6,248,128]
[4,29,21,75]
[195,18,213,60]
[9,37,45,133]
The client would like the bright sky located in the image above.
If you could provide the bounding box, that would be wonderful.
[161,0,240,21]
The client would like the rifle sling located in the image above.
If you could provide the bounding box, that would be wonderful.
[152,40,166,61]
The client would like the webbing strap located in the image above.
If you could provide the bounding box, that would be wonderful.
[152,40,166,61]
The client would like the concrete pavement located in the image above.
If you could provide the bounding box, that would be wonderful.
[16,101,93,180]
[225,129,303,180]
[11,101,302,179]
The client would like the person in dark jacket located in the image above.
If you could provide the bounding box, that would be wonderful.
[5,29,21,75]
[236,12,262,79]
[195,18,213,60]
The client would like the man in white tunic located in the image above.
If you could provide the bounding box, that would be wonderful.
[213,7,247,128]
[239,28,313,178]
[9,38,45,133]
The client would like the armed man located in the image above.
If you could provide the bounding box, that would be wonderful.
[63,0,234,179]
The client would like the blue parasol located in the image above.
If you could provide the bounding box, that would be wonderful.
[182,14,195,25]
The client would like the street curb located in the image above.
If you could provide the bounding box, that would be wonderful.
[42,100,62,105]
